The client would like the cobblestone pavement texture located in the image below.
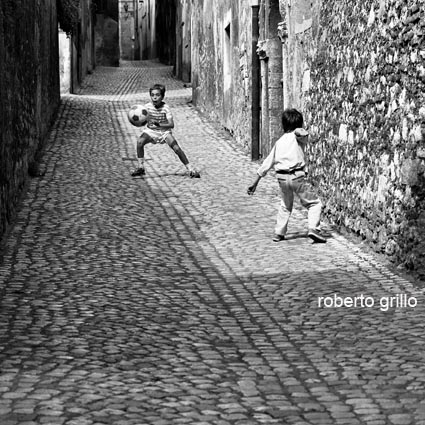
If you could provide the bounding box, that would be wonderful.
[1,60,425,425]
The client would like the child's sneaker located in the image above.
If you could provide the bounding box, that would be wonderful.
[308,228,327,243]
[131,167,146,177]
[272,234,285,242]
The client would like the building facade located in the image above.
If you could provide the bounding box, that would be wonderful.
[0,0,61,239]
[1,0,423,276]
[189,0,425,276]
[138,0,157,60]
[94,0,120,67]
[118,0,139,60]
[1,0,98,243]
[191,0,254,153]
[72,0,96,88]
[297,0,425,274]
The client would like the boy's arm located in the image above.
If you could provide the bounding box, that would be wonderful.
[247,174,262,195]
[294,128,309,146]
[247,144,276,195]
[256,144,276,176]
[151,105,175,129]
[154,115,174,129]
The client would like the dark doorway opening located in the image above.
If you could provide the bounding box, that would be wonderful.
[156,0,176,66]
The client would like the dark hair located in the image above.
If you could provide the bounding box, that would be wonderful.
[149,83,166,97]
[281,108,303,132]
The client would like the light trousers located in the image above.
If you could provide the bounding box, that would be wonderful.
[275,174,322,236]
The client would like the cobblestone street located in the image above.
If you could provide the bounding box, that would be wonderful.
[1,61,425,425]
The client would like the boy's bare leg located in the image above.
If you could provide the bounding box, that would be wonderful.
[131,134,152,176]
[166,135,200,177]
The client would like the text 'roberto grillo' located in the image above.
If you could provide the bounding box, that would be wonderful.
[317,293,417,312]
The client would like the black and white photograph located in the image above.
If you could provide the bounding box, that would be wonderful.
[1,0,424,424]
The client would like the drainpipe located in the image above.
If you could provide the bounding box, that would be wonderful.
[278,0,291,109]
[278,20,289,109]
[251,0,260,161]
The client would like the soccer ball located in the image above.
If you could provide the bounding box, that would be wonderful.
[128,105,148,127]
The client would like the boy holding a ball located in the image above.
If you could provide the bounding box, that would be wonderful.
[130,83,200,178]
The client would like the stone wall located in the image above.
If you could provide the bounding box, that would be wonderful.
[0,0,60,240]
[191,0,253,153]
[189,0,424,275]
[297,0,425,276]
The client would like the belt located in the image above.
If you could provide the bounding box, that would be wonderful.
[276,167,304,175]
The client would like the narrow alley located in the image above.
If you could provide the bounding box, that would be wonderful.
[0,61,425,425]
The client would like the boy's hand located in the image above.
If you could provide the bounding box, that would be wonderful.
[247,185,257,195]
[247,175,261,195]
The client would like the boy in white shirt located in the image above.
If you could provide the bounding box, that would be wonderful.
[247,108,326,243]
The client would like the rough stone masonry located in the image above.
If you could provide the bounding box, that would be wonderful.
[299,0,425,277]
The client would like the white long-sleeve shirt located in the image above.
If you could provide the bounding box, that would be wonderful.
[257,128,309,177]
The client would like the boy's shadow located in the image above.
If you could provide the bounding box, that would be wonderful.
[285,232,310,241]
[132,172,202,179]
[148,172,192,178]
[285,231,332,240]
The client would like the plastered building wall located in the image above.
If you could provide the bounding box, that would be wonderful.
[175,0,191,82]
[138,0,156,60]
[191,0,253,152]
[70,0,96,91]
[119,0,137,60]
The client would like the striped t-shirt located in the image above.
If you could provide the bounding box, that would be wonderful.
[143,101,173,134]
